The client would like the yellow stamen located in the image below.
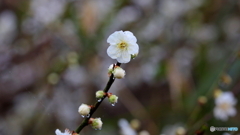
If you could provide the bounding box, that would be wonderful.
[219,102,230,111]
[118,42,127,49]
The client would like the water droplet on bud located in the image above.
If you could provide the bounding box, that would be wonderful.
[81,115,85,118]
[97,99,102,102]
[111,103,115,106]
[86,114,90,118]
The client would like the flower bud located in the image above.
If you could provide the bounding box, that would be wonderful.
[214,89,222,98]
[108,95,118,105]
[139,130,150,135]
[175,127,186,135]
[113,67,125,79]
[108,64,114,75]
[220,73,232,85]
[67,52,79,65]
[198,96,208,105]
[130,119,140,130]
[78,104,91,116]
[96,90,105,99]
[47,73,59,85]
[89,118,103,130]
[131,53,138,59]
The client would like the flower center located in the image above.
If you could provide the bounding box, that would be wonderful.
[219,102,230,111]
[117,42,127,50]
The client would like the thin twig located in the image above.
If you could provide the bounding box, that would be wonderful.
[75,62,121,133]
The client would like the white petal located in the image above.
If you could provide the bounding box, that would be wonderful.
[124,31,137,43]
[214,107,228,121]
[228,107,236,116]
[117,51,131,63]
[215,92,237,106]
[107,31,124,44]
[127,43,139,54]
[55,129,62,135]
[107,45,121,59]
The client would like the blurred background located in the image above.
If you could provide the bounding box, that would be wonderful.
[0,0,240,135]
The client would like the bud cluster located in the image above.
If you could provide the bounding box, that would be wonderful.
[76,91,119,130]
[108,64,126,79]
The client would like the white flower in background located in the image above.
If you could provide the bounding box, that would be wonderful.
[113,67,125,79]
[118,119,137,135]
[55,129,78,135]
[30,0,66,25]
[107,31,139,63]
[214,92,237,121]
[161,123,186,135]
[78,104,91,116]
[0,11,16,45]
[90,118,103,130]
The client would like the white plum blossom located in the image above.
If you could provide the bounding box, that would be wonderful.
[107,31,139,63]
[78,104,91,116]
[55,129,78,135]
[214,92,237,121]
[118,119,137,135]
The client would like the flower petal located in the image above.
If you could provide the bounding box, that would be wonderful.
[228,107,236,116]
[107,31,124,44]
[117,51,131,63]
[55,129,61,135]
[107,45,121,59]
[214,107,228,121]
[215,92,237,106]
[124,31,137,43]
[127,43,139,54]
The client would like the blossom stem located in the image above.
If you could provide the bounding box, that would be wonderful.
[75,62,121,133]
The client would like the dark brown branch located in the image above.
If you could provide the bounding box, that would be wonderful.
[75,62,121,133]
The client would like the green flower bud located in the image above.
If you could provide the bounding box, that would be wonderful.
[108,95,118,105]
[131,53,138,59]
[96,90,105,99]
[90,118,103,130]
